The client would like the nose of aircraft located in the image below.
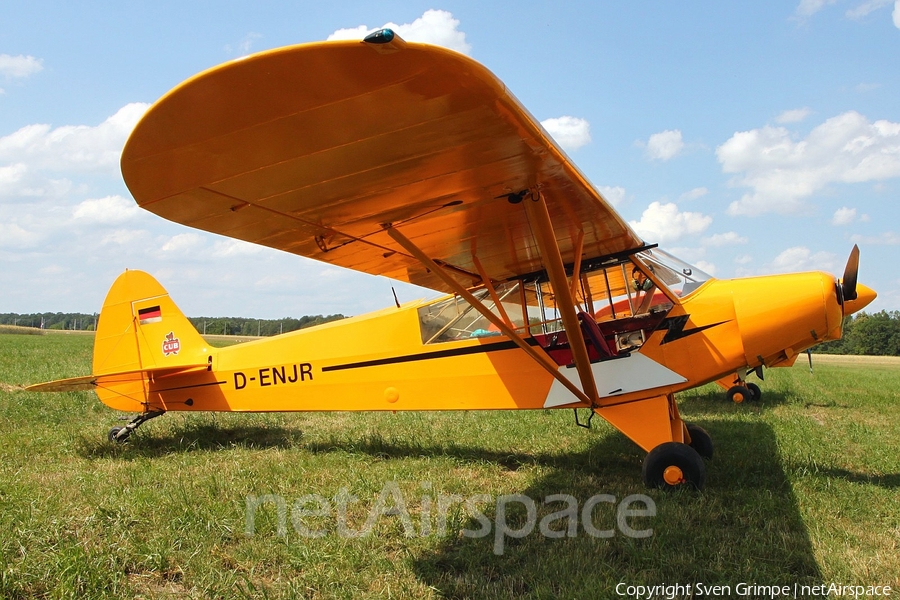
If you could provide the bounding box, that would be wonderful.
[842,283,877,316]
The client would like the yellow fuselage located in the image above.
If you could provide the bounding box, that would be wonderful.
[101,271,872,447]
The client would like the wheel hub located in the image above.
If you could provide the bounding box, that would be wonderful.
[663,465,685,486]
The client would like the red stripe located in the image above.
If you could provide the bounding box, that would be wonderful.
[139,306,161,319]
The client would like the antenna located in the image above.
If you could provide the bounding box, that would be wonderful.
[391,287,401,309]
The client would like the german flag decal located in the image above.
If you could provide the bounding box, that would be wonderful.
[138,305,162,324]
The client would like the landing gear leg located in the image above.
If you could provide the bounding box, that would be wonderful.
[720,368,764,403]
[108,410,165,443]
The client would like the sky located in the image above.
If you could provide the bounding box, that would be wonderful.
[1,1,899,319]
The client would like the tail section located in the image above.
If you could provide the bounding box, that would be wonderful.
[90,270,209,411]
[27,270,209,412]
[93,270,208,376]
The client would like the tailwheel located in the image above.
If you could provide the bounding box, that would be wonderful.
[642,442,706,490]
[746,382,762,401]
[685,423,713,460]
[726,385,752,403]
[107,410,165,444]
[108,426,128,444]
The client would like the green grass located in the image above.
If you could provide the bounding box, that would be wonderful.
[1,333,898,598]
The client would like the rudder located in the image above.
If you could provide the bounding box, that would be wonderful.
[92,270,209,411]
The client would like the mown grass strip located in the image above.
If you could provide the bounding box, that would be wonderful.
[1,333,897,598]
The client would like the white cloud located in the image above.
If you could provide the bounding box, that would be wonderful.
[0,54,43,78]
[101,229,151,246]
[679,187,708,201]
[328,25,370,41]
[0,163,27,192]
[212,239,264,258]
[776,108,811,124]
[629,201,712,244]
[832,206,858,225]
[541,116,591,151]
[735,254,753,265]
[769,246,837,273]
[73,195,141,225]
[327,9,471,55]
[717,111,900,216]
[643,130,684,161]
[159,233,205,255]
[0,103,149,175]
[703,232,748,246]
[0,222,41,248]
[795,0,837,17]
[850,231,900,245]
[846,0,893,18]
[695,261,716,276]
[855,82,881,93]
[237,31,262,55]
[894,0,900,27]
[597,185,625,206]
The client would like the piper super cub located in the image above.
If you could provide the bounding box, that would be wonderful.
[28,31,876,489]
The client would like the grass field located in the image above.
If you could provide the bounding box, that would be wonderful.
[0,333,898,599]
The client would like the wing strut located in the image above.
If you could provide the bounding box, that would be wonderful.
[569,229,585,302]
[472,255,514,328]
[522,191,600,406]
[384,225,593,407]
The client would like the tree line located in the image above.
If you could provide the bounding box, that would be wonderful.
[0,312,346,336]
[3,309,899,355]
[186,314,345,336]
[0,313,98,331]
[813,310,900,356]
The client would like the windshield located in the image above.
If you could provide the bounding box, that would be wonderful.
[634,248,712,298]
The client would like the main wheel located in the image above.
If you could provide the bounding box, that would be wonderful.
[726,385,752,403]
[746,382,762,401]
[642,442,706,490]
[685,423,713,460]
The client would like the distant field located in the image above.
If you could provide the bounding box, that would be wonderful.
[811,353,900,366]
[0,333,898,599]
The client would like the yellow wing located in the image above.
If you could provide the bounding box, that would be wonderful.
[122,35,642,292]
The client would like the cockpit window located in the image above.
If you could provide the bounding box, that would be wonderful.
[635,249,712,298]
[417,281,525,344]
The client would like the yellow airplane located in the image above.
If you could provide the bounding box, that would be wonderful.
[28,31,876,489]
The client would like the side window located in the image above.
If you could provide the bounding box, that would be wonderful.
[574,261,673,354]
[418,281,526,344]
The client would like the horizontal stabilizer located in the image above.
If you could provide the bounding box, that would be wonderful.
[26,375,99,393]
[25,363,208,393]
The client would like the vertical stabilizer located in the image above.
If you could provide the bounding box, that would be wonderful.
[93,270,208,374]
[91,270,209,411]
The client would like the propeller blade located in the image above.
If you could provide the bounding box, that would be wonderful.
[841,245,860,302]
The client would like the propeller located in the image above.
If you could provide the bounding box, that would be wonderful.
[837,244,860,304]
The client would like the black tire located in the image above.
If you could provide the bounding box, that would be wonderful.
[686,423,713,460]
[726,385,752,404]
[108,427,128,443]
[746,382,762,401]
[642,442,706,490]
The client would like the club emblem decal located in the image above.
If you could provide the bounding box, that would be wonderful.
[162,332,181,356]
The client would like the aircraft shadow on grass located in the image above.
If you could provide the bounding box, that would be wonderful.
[411,419,821,598]
[304,418,823,597]
[76,423,304,459]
